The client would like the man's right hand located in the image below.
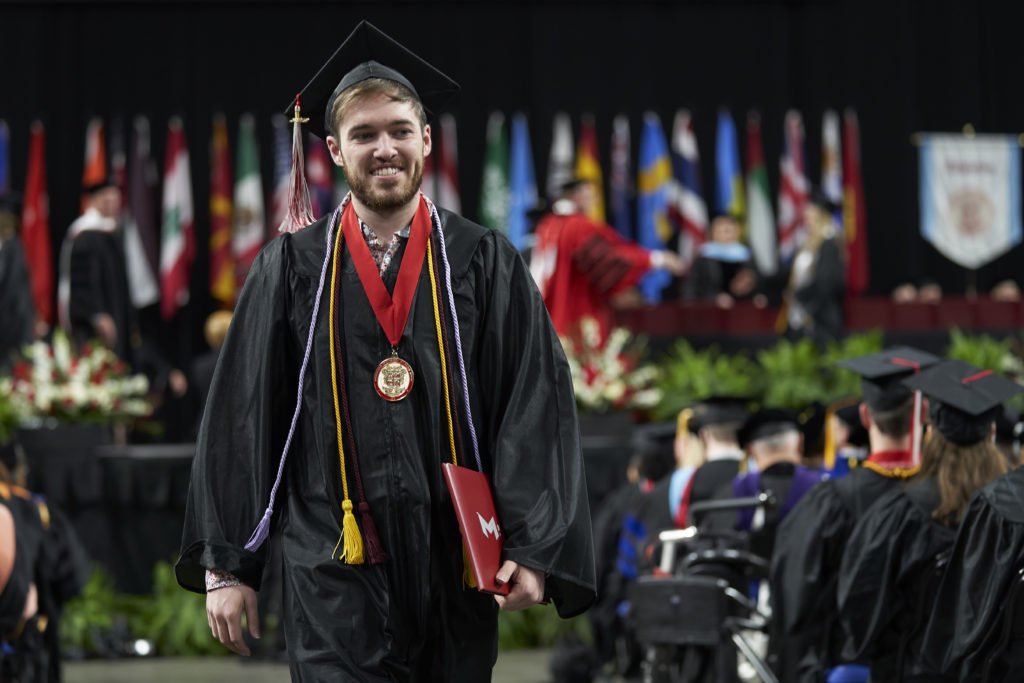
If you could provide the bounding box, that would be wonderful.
[91,313,117,348]
[206,584,260,656]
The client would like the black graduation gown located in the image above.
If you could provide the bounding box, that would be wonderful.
[176,209,596,682]
[770,465,916,682]
[67,229,136,361]
[0,238,35,368]
[920,466,1024,682]
[836,480,956,682]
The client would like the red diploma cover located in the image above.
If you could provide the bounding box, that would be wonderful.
[442,463,511,595]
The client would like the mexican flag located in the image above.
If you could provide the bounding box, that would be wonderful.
[233,114,265,290]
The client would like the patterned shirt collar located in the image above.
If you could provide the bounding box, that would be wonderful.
[358,218,411,275]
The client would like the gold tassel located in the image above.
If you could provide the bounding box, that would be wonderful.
[340,499,364,565]
[462,540,477,589]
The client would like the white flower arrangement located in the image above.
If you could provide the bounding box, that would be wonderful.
[1,329,151,426]
[559,316,663,414]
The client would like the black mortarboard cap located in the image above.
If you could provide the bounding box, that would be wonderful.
[691,395,751,431]
[807,186,841,214]
[737,408,800,449]
[836,346,941,412]
[835,402,869,448]
[903,358,1024,446]
[290,21,460,140]
[82,177,118,195]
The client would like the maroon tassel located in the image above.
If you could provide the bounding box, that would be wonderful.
[358,500,389,565]
[278,95,316,234]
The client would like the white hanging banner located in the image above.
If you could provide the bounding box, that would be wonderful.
[919,133,1021,269]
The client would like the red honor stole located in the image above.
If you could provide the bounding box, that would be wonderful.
[341,197,432,401]
[863,449,919,478]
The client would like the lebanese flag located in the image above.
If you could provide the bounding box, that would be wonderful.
[159,118,195,320]
[777,110,809,264]
[843,109,869,296]
[81,117,107,212]
[209,114,234,306]
[435,113,461,213]
[20,122,53,326]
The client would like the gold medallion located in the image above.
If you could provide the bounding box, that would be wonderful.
[374,355,414,401]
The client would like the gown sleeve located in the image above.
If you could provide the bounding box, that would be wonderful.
[175,237,296,593]
[770,480,851,635]
[474,230,597,617]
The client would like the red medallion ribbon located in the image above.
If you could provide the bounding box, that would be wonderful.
[341,197,432,346]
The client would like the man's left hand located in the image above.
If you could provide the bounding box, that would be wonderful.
[493,560,545,611]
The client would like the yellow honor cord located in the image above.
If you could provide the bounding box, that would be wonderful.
[861,461,920,479]
[328,220,364,564]
[426,239,458,467]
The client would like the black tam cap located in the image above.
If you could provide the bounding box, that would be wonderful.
[737,408,800,449]
[289,20,460,140]
[836,346,940,412]
[82,177,119,195]
[692,395,751,431]
[903,358,1024,446]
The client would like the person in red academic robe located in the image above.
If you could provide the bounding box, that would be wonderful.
[530,178,685,341]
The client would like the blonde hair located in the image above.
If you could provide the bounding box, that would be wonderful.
[330,78,426,137]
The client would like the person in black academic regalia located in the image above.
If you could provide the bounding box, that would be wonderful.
[684,214,760,307]
[919,464,1024,682]
[837,358,1022,683]
[176,21,596,682]
[771,346,939,683]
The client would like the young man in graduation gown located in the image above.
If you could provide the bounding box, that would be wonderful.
[770,347,938,683]
[176,22,596,682]
[919,462,1024,681]
[531,177,686,342]
[837,359,1020,683]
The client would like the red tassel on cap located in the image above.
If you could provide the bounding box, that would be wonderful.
[278,94,316,234]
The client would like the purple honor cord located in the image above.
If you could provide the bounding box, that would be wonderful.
[428,199,483,473]
[244,202,343,552]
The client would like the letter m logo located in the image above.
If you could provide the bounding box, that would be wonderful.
[477,512,501,540]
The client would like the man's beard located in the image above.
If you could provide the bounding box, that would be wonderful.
[345,155,424,212]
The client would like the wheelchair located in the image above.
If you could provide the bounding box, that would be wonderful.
[624,493,779,683]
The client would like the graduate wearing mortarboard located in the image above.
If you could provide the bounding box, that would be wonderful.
[770,347,939,683]
[919,459,1024,682]
[175,21,595,681]
[836,359,1021,683]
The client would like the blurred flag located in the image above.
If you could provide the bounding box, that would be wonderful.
[546,112,574,201]
[478,111,509,234]
[0,120,9,193]
[435,113,461,213]
[609,114,633,240]
[269,114,290,241]
[233,114,266,289]
[421,143,437,200]
[332,163,350,206]
[20,122,53,326]
[507,113,538,251]
[637,112,673,302]
[306,132,334,218]
[123,116,160,308]
[778,110,809,263]
[81,117,107,211]
[574,114,605,221]
[667,110,708,274]
[109,118,127,196]
[715,109,745,220]
[843,109,869,296]
[822,109,843,225]
[745,112,778,276]
[210,114,234,306]
[160,117,195,320]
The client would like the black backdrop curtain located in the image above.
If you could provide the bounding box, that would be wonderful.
[3,0,1024,369]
